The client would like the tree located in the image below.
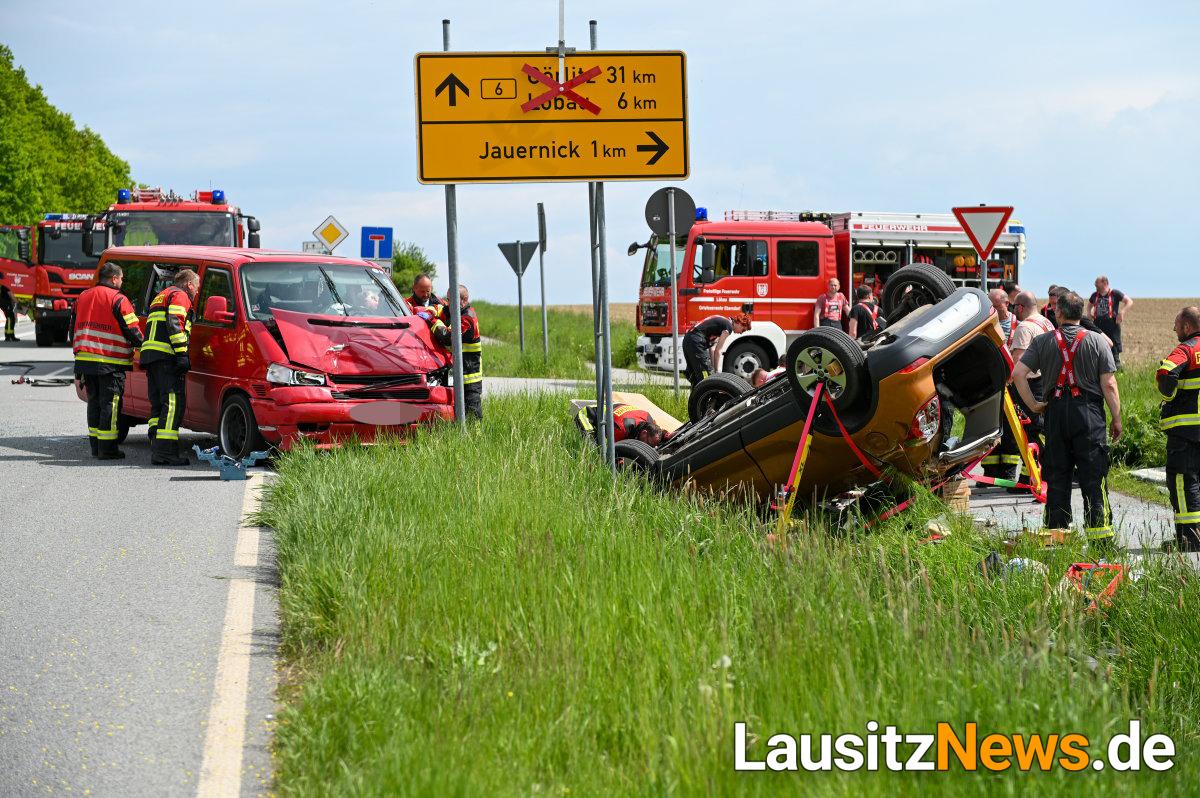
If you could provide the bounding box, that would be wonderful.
[0,45,131,224]
[391,241,438,295]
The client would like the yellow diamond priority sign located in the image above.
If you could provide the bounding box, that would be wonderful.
[313,215,348,252]
[414,51,688,184]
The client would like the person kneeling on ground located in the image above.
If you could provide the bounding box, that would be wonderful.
[576,403,669,447]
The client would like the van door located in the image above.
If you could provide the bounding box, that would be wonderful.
[188,263,238,433]
[692,237,768,326]
[771,238,826,333]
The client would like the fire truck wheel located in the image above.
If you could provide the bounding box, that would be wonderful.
[219,393,265,461]
[881,264,955,323]
[35,323,52,347]
[613,439,660,473]
[688,372,754,422]
[785,327,866,411]
[722,340,771,381]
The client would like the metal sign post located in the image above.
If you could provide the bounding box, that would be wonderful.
[442,19,465,425]
[587,180,606,454]
[667,189,680,397]
[537,202,549,361]
[951,204,1014,294]
[498,240,536,353]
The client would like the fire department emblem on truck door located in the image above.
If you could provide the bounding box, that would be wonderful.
[756,283,768,297]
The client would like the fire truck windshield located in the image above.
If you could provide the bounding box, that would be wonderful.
[639,235,687,287]
[241,262,410,321]
[109,211,236,247]
[38,228,100,269]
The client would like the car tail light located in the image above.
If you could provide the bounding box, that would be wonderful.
[909,395,941,443]
[899,356,929,374]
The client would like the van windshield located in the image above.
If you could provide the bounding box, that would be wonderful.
[240,262,410,322]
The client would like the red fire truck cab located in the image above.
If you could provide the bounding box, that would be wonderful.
[84,186,260,254]
[81,246,454,457]
[633,209,1027,380]
[0,225,35,302]
[28,215,104,346]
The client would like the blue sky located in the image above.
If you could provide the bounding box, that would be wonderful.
[3,0,1199,302]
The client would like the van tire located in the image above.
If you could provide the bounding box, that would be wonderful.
[722,340,771,381]
[219,394,265,461]
[614,439,660,473]
[785,328,867,411]
[881,264,956,323]
[688,372,754,422]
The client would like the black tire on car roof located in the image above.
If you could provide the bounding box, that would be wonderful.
[785,327,867,411]
[881,264,956,323]
[688,372,754,422]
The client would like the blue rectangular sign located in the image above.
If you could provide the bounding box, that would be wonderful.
[360,226,394,259]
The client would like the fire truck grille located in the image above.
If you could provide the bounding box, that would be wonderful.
[640,302,667,327]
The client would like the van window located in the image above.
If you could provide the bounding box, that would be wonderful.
[112,260,153,314]
[241,262,410,320]
[197,268,235,323]
[694,239,768,282]
[777,240,821,277]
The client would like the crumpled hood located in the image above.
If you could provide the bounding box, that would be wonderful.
[271,308,447,377]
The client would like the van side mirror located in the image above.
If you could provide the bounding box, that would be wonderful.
[699,242,716,283]
[203,295,235,324]
[248,231,261,249]
[16,228,30,264]
[246,216,261,233]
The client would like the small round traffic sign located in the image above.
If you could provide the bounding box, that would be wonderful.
[644,187,696,238]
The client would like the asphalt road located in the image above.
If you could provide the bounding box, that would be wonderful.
[0,316,276,796]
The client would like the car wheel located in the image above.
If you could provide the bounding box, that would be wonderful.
[722,340,770,381]
[881,264,956,323]
[688,372,754,422]
[785,327,867,410]
[614,439,659,473]
[219,394,266,461]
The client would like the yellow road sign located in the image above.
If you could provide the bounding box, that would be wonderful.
[414,51,687,183]
[313,215,348,251]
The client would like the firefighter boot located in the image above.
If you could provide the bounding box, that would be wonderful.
[89,437,98,458]
[150,439,189,466]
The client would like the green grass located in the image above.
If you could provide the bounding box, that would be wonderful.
[263,393,1200,796]
[474,300,639,379]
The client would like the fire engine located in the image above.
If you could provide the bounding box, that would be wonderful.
[24,215,105,346]
[84,186,261,254]
[632,209,1027,380]
[0,225,34,302]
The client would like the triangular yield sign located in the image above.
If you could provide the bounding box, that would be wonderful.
[951,205,1014,261]
[498,241,537,277]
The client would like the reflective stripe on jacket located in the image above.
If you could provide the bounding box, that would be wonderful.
[73,284,143,369]
[1159,336,1200,433]
[140,287,193,362]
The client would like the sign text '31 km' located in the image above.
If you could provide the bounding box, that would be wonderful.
[414,51,688,183]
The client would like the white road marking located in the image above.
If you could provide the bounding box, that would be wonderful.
[197,471,268,798]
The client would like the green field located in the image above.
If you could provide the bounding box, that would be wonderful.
[263,391,1198,796]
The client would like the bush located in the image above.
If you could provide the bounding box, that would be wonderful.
[390,241,437,295]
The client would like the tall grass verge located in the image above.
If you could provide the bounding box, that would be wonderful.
[263,395,1199,796]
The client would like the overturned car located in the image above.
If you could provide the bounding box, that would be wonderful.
[610,267,1012,503]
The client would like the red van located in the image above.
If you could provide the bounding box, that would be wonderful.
[81,246,454,457]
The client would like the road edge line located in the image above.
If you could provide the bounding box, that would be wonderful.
[196,471,268,798]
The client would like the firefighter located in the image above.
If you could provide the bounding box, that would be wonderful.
[813,278,848,330]
[575,402,668,447]
[983,290,1054,481]
[847,285,885,339]
[72,262,143,459]
[1013,292,1122,547]
[681,312,751,386]
[1087,275,1132,369]
[141,269,199,466]
[454,284,483,419]
[407,273,446,320]
[1157,306,1200,552]
[1041,285,1061,327]
[1,283,17,341]
[988,288,1013,340]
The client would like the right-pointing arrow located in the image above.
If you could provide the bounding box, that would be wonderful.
[636,131,668,165]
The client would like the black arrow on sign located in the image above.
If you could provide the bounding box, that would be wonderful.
[435,73,469,106]
[636,131,669,165]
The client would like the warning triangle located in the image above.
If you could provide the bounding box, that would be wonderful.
[951,206,1014,260]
